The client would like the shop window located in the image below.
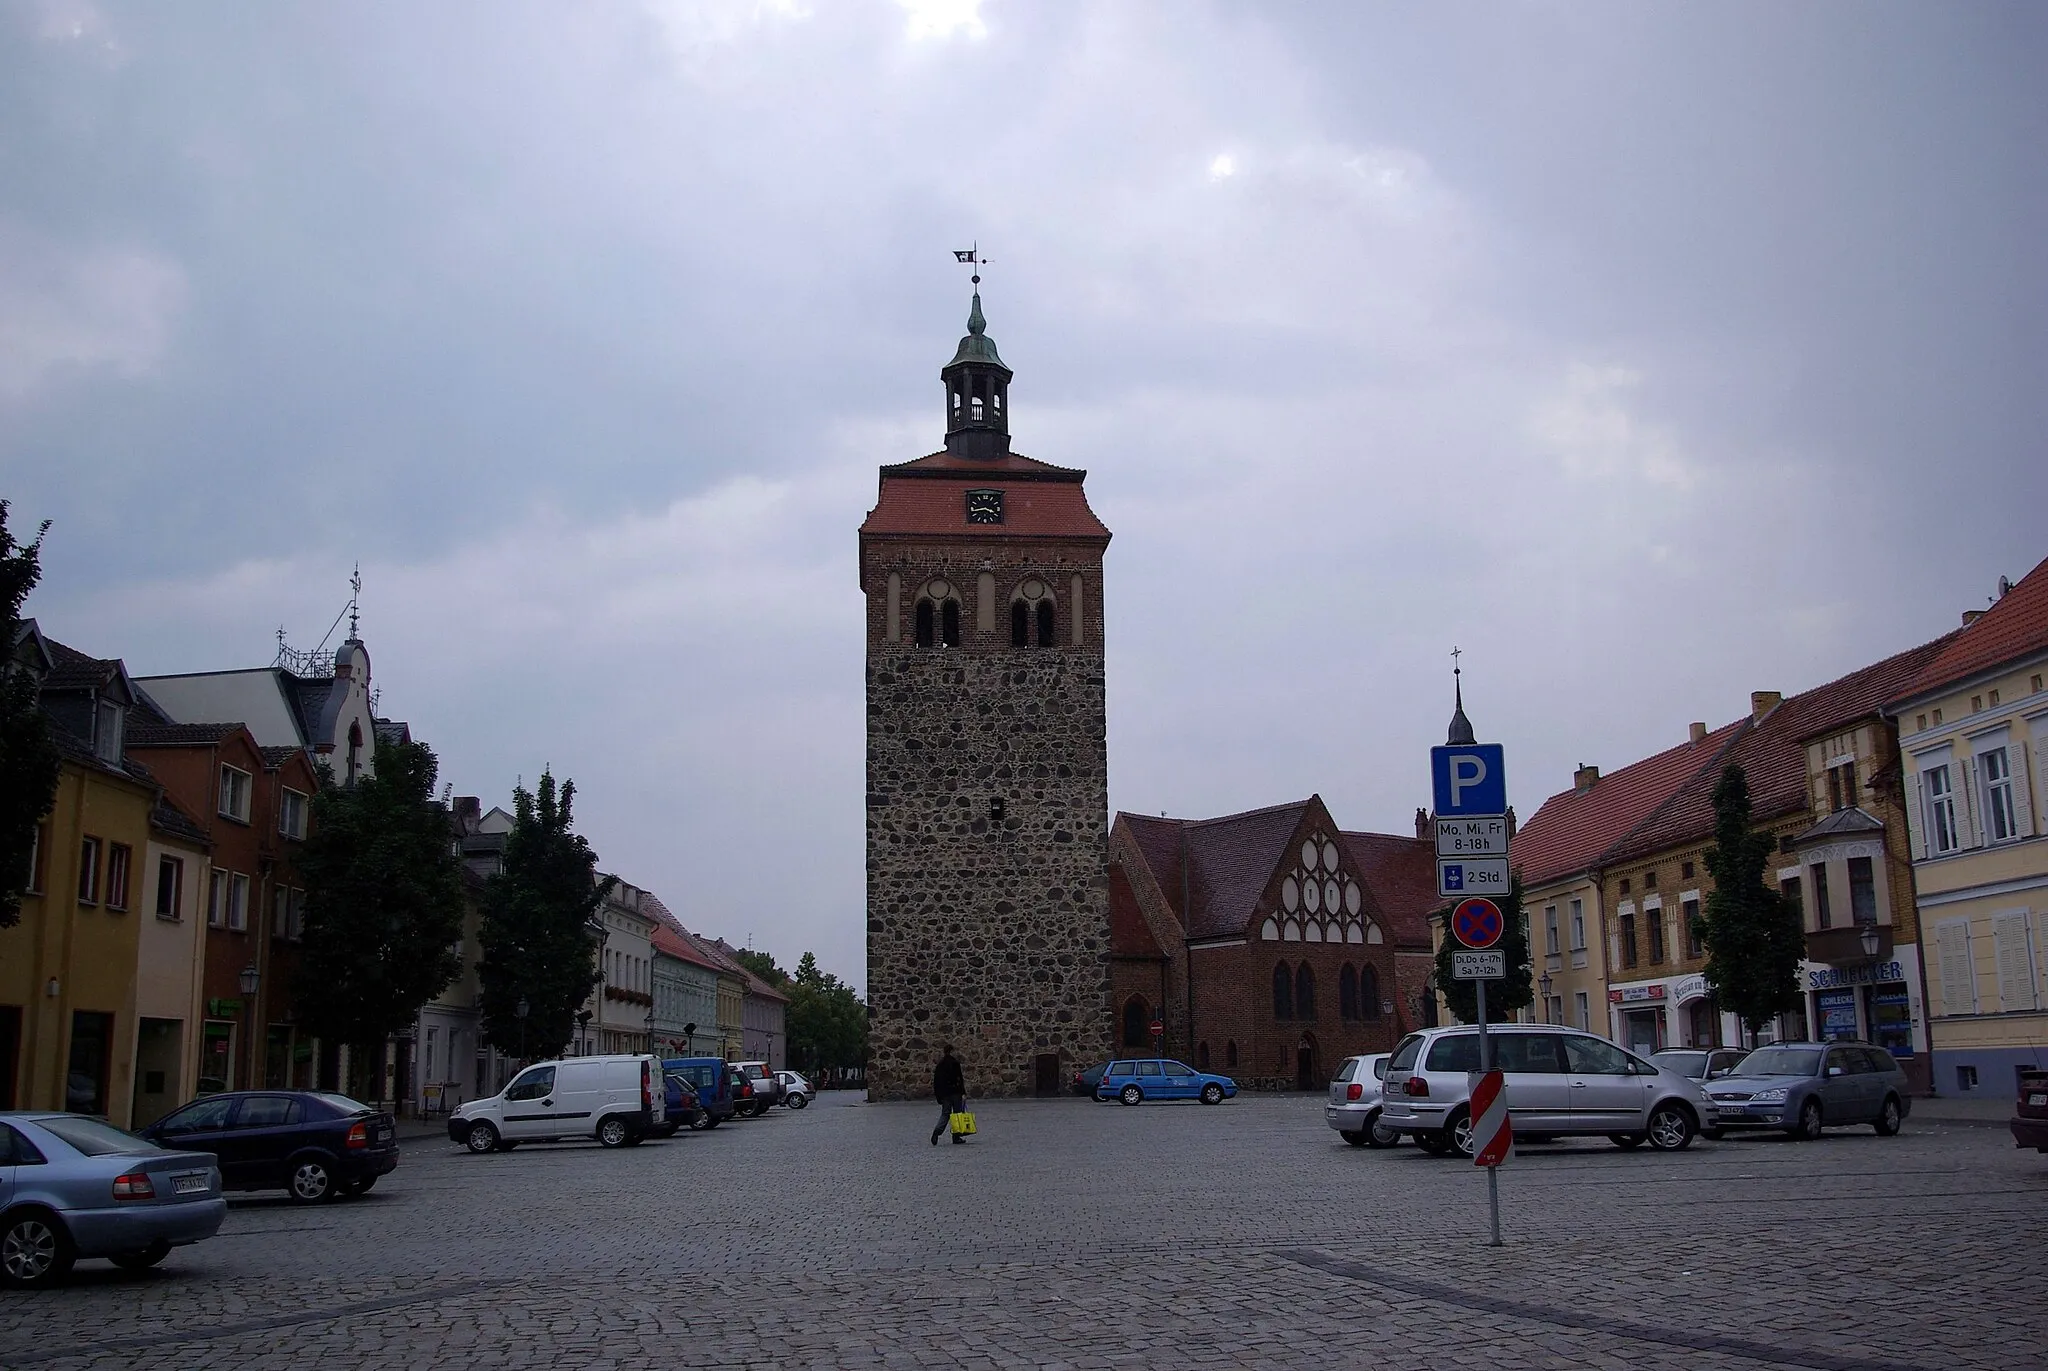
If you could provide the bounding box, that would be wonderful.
[66,1011,113,1114]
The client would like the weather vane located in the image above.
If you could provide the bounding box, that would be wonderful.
[348,562,362,638]
[953,242,988,287]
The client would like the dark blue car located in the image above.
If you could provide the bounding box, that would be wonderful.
[662,1058,734,1130]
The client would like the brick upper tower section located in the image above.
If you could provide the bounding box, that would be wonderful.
[859,289,1113,1101]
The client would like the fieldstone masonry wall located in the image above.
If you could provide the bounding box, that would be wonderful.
[863,537,1114,1101]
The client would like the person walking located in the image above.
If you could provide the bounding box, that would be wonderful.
[930,1044,966,1145]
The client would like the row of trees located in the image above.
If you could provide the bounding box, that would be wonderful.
[1432,764,1805,1038]
[290,745,867,1078]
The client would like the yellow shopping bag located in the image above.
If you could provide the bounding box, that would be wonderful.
[949,1110,976,1136]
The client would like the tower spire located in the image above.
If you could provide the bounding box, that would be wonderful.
[942,244,1012,459]
[1446,646,1476,745]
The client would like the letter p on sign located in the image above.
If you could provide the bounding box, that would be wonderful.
[1431,744,1506,818]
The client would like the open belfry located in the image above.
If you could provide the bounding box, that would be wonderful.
[859,272,1114,1099]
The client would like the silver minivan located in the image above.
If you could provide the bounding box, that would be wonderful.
[1377,1025,1714,1155]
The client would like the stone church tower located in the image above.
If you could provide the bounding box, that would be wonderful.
[859,288,1113,1100]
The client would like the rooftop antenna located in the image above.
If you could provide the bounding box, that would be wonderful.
[347,563,362,639]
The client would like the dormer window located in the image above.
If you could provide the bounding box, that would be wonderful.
[218,765,252,823]
[95,699,123,764]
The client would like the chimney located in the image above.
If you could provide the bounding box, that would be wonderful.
[1962,609,1985,626]
[453,796,481,834]
[1574,764,1600,792]
[1415,807,1431,841]
[1751,690,1782,722]
[1689,721,1707,745]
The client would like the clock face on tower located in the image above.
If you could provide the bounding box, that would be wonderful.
[965,488,1004,524]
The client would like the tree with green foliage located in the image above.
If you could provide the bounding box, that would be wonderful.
[1432,876,1533,1025]
[786,951,868,1075]
[733,948,787,989]
[477,771,613,1061]
[0,503,59,932]
[1699,765,1805,1040]
[293,737,468,1071]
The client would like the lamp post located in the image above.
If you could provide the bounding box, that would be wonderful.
[238,964,260,1090]
[1859,924,1881,960]
[1538,971,1554,1024]
[516,997,530,1063]
[576,1009,592,1057]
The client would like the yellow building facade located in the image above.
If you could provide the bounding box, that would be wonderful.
[1887,561,2048,1096]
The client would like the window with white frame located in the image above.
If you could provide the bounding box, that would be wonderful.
[1981,747,2017,843]
[106,843,131,910]
[1924,763,1959,854]
[227,872,249,930]
[279,788,308,840]
[1544,906,1559,956]
[95,699,124,765]
[77,836,101,904]
[155,855,183,920]
[208,869,227,927]
[219,765,252,822]
[1574,991,1590,1031]
[1569,899,1585,951]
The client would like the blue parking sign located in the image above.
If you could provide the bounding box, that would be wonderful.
[1431,743,1506,818]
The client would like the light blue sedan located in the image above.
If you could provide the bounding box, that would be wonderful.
[1,1113,226,1287]
[1096,1059,1238,1106]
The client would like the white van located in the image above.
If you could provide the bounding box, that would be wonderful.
[448,1054,662,1153]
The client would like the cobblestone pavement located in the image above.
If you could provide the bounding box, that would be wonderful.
[7,1093,2041,1370]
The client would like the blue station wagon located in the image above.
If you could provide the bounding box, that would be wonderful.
[1096,1059,1238,1106]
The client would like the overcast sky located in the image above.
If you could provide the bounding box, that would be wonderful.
[7,1,2045,992]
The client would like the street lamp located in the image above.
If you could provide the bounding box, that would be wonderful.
[1859,924,1881,960]
[239,964,259,1090]
[516,997,530,1063]
[576,1009,592,1056]
[1538,971,1554,1023]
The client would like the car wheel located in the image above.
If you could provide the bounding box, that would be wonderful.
[1446,1109,1476,1158]
[1200,1083,1225,1106]
[1367,1118,1401,1149]
[1646,1104,1695,1151]
[0,1211,75,1288]
[465,1121,500,1154]
[1791,1099,1824,1141]
[598,1116,631,1148]
[1609,1134,1645,1150]
[703,1116,721,1130]
[110,1240,172,1272]
[1119,1084,1143,1106]
[1874,1095,1903,1136]
[789,1094,809,1109]
[688,1113,714,1131]
[289,1158,337,1203]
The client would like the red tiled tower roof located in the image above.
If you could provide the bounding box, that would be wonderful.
[858,450,1111,541]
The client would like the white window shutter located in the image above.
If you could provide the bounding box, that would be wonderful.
[1936,918,1976,1016]
[1957,758,1981,849]
[1909,772,1928,860]
[1992,910,2038,1013]
[2012,741,2036,838]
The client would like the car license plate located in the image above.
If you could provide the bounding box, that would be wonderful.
[375,1127,392,1142]
[2029,1093,2047,1108]
[173,1173,209,1195]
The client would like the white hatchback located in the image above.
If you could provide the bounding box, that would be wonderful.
[1325,1053,1399,1148]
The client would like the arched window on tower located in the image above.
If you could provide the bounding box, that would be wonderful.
[1036,599,1055,647]
[1272,963,1293,1020]
[1225,1040,1239,1068]
[1011,600,1029,647]
[970,396,984,421]
[1360,965,1381,1020]
[1339,964,1359,1021]
[1296,964,1317,1021]
[952,389,962,416]
[940,599,961,647]
[1121,997,1149,1048]
[914,600,936,648]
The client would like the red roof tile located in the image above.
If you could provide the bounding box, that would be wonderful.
[1889,554,2048,704]
[1608,632,1957,863]
[1511,721,1746,889]
[1119,814,1192,922]
[859,450,1110,540]
[1115,803,1311,940]
[1338,831,1440,951]
[1108,863,1165,959]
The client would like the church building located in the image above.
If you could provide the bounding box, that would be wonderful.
[860,287,1114,1099]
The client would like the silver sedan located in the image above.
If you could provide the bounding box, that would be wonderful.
[1,1112,227,1288]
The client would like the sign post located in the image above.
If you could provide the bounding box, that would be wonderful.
[1437,726,1513,1248]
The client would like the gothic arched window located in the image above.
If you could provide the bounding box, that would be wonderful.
[1197,1041,1210,1069]
[346,721,363,786]
[1296,963,1316,1021]
[1225,1040,1238,1067]
[1360,965,1381,1020]
[1011,600,1029,647]
[1121,997,1149,1048]
[1035,599,1055,647]
[1272,963,1293,1020]
[914,600,936,648]
[1339,964,1359,1021]
[940,599,960,647]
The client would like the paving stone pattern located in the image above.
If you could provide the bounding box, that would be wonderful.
[8,1094,2042,1370]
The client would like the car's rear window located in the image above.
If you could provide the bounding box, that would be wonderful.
[38,1116,153,1156]
[1385,1037,1424,1075]
[1425,1035,1480,1073]
[1333,1058,1360,1084]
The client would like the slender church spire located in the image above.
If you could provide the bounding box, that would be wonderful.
[943,247,1012,459]
[1446,646,1476,745]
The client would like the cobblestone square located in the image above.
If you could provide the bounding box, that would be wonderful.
[5,1095,2040,1371]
